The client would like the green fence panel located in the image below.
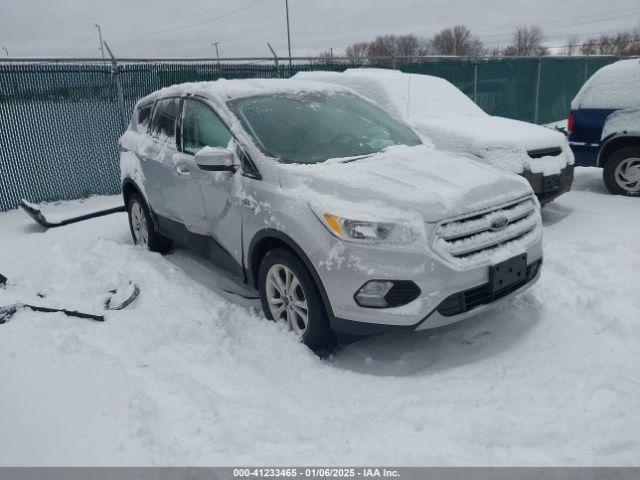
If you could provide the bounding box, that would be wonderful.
[0,57,620,211]
[0,63,122,212]
[475,58,538,122]
[400,59,477,98]
[537,56,618,124]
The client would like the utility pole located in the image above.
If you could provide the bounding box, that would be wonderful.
[211,42,220,66]
[285,0,292,67]
[95,24,105,60]
[1,46,9,57]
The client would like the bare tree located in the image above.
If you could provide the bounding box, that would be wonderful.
[579,26,640,56]
[504,25,548,56]
[580,38,599,56]
[431,25,484,56]
[630,27,640,56]
[345,42,370,65]
[417,37,436,56]
[485,45,504,57]
[367,34,421,59]
[396,34,420,57]
[563,36,579,56]
[312,49,336,65]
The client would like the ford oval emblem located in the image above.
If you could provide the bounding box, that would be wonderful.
[490,215,509,232]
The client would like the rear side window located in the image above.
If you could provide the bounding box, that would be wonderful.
[135,103,153,132]
[181,99,232,155]
[150,97,180,142]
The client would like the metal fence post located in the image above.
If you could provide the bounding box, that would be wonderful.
[473,60,478,103]
[267,43,280,78]
[103,41,127,130]
[534,56,542,124]
[584,57,589,83]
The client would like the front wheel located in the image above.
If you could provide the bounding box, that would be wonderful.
[259,249,336,352]
[127,193,172,253]
[603,146,640,196]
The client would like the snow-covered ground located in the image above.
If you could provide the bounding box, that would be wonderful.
[0,167,639,466]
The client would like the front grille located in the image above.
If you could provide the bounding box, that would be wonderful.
[434,197,539,265]
[527,147,562,158]
[437,259,542,316]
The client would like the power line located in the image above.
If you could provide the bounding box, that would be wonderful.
[104,0,269,36]
[59,32,96,56]
[478,12,640,41]
[472,6,640,36]
[124,0,253,29]
[481,24,640,49]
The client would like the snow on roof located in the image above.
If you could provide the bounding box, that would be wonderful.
[136,78,351,107]
[572,59,640,110]
[295,68,486,120]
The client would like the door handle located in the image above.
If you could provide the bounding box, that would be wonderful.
[176,165,192,176]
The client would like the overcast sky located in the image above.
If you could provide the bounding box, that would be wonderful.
[1,0,639,58]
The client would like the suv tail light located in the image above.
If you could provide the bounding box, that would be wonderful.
[567,112,575,135]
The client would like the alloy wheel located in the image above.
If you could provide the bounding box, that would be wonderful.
[265,263,309,336]
[131,201,149,246]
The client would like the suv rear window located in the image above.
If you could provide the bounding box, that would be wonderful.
[150,97,180,142]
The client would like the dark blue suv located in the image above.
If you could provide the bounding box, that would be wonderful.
[568,59,640,196]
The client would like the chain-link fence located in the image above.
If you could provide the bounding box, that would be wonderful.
[0,56,618,211]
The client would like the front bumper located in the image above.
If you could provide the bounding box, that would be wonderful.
[330,261,542,336]
[311,229,544,336]
[522,164,574,205]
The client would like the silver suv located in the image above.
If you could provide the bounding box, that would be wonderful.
[119,79,543,351]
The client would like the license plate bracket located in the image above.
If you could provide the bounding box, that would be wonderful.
[490,254,527,293]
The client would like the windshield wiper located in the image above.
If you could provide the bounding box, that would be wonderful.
[339,153,375,164]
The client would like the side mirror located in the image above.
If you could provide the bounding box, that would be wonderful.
[194,147,236,172]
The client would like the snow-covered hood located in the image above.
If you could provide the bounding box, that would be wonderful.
[411,115,573,175]
[278,145,533,223]
[412,115,566,152]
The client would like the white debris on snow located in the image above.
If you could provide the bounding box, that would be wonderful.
[1,167,639,466]
[572,59,640,110]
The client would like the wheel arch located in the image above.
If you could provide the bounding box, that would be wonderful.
[598,134,640,167]
[121,179,160,230]
[122,178,143,206]
[248,229,334,317]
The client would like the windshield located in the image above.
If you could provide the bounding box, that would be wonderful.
[228,91,421,164]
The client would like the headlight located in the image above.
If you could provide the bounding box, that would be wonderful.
[322,213,393,241]
[315,210,419,244]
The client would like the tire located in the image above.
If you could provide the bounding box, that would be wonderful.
[258,248,336,352]
[602,146,640,197]
[127,193,172,253]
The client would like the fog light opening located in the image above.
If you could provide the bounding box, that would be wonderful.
[355,281,394,308]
